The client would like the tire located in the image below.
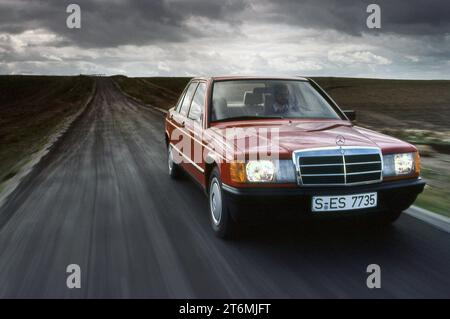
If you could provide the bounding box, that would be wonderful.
[167,145,181,179]
[208,168,238,239]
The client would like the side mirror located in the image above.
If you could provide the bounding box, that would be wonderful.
[343,110,356,121]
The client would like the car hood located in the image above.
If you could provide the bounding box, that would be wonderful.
[210,119,416,157]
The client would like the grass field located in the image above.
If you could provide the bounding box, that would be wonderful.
[313,77,450,132]
[413,155,450,217]
[0,75,95,188]
[114,75,450,216]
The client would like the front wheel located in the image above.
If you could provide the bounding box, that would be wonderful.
[167,145,181,179]
[208,168,238,239]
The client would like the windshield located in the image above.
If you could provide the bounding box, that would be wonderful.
[210,80,341,122]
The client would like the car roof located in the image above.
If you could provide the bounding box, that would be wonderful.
[191,75,310,82]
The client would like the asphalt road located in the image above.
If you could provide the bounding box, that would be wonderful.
[0,78,449,298]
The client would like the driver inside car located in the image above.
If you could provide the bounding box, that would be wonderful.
[266,83,293,115]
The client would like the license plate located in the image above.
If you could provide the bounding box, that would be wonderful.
[312,192,377,212]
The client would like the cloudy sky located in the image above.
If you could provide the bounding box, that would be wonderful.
[1,0,449,78]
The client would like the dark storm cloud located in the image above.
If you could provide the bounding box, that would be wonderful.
[260,0,450,36]
[0,0,449,49]
[1,0,449,78]
[0,0,248,48]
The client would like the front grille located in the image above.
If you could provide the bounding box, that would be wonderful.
[293,147,382,186]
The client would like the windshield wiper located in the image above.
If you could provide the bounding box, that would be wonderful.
[214,115,284,122]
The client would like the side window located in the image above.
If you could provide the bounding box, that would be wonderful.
[175,89,187,112]
[188,83,206,123]
[179,82,198,116]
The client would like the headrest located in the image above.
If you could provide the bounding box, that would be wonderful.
[244,92,263,105]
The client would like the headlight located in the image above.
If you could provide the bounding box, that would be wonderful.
[229,160,296,183]
[394,153,414,174]
[246,160,275,182]
[383,152,419,177]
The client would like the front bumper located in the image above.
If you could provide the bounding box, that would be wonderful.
[222,178,426,221]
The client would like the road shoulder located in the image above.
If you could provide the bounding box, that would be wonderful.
[0,82,97,210]
[406,206,450,233]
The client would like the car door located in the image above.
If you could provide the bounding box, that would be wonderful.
[169,81,198,171]
[185,82,207,183]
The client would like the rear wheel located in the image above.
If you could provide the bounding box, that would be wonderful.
[167,145,181,179]
[209,168,238,239]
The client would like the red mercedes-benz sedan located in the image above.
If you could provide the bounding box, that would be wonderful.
[165,76,425,238]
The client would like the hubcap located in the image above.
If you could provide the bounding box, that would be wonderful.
[210,178,222,225]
